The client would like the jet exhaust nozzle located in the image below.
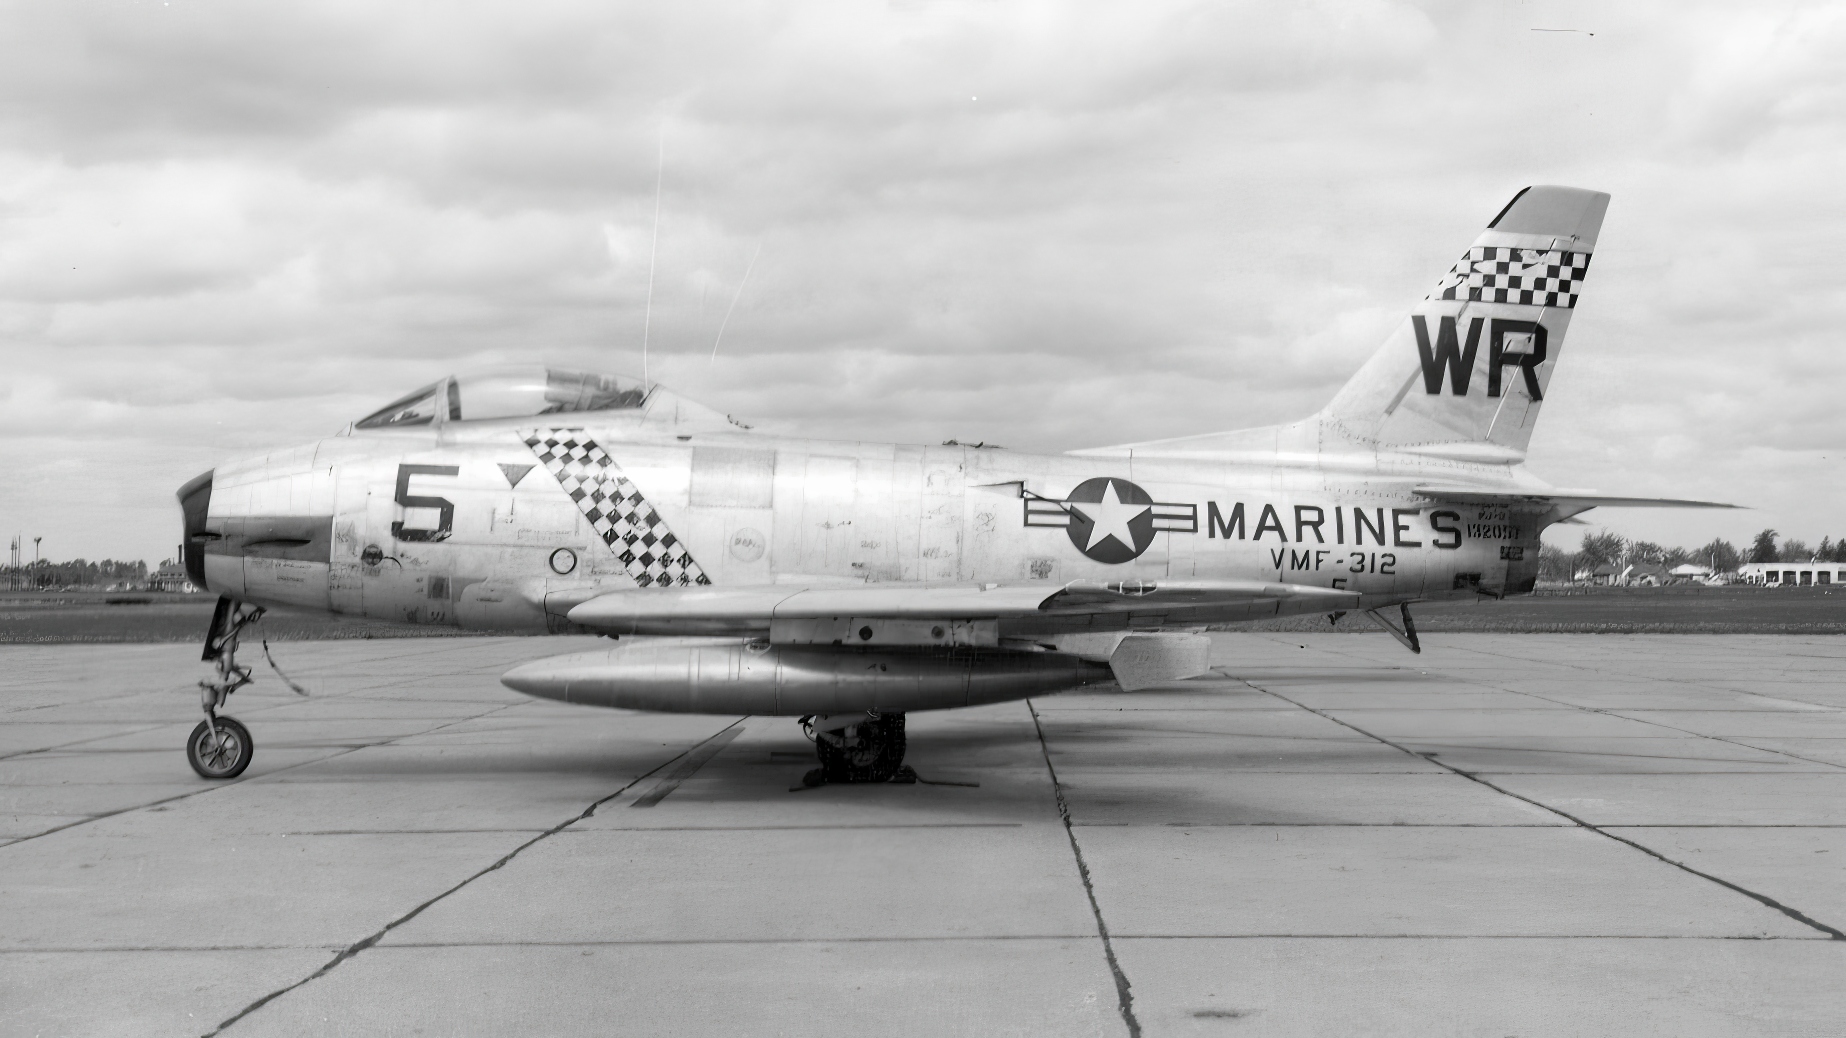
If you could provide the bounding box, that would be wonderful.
[501,640,1112,715]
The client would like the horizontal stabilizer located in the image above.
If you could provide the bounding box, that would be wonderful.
[1412,485,1739,510]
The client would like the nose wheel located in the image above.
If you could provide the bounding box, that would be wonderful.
[187,716,253,779]
[189,597,266,780]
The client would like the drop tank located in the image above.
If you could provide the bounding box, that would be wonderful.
[501,640,1113,715]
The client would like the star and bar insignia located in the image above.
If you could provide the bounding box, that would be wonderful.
[1024,477,1197,563]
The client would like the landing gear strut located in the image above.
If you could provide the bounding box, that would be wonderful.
[1363,602,1422,655]
[800,713,909,785]
[188,597,263,779]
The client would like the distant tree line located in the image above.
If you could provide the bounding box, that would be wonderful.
[4,558,149,589]
[1746,530,1846,565]
[1539,529,1846,581]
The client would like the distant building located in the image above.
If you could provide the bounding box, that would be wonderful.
[1573,563,1619,585]
[1620,562,1670,586]
[149,559,196,594]
[1737,562,1845,587]
[1573,561,1705,587]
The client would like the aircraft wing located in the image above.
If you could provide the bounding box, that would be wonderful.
[1411,484,1739,510]
[566,579,1360,633]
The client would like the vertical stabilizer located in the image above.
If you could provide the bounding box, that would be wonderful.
[1315,186,1609,457]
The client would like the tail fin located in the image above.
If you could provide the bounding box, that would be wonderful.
[1315,185,1610,459]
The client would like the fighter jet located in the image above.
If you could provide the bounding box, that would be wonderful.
[176,185,1730,783]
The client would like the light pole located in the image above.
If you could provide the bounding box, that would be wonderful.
[32,536,40,590]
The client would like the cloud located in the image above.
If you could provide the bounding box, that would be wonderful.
[0,0,1841,561]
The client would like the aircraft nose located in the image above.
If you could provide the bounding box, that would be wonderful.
[177,469,214,587]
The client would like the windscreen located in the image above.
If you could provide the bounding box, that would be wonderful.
[354,383,443,429]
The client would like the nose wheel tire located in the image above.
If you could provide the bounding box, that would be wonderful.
[187,717,253,779]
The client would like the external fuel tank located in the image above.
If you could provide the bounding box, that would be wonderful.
[500,640,1112,715]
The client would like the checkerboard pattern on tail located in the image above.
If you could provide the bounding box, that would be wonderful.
[1430,246,1591,308]
[523,429,711,588]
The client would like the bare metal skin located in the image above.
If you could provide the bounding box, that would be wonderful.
[175,186,1732,779]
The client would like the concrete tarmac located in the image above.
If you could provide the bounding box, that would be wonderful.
[2,633,1842,1037]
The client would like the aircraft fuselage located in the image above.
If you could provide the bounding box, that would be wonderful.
[194,419,1541,634]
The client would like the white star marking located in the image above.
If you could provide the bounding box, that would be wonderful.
[1068,480,1150,553]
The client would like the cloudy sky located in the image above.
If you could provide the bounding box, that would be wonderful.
[1,0,1840,564]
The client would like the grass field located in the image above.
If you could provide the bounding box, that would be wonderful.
[2,585,1843,643]
[0,591,481,644]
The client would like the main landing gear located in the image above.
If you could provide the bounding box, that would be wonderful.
[187,597,264,779]
[799,712,909,786]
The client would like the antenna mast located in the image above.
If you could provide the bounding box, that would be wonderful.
[641,126,664,382]
[711,243,761,362]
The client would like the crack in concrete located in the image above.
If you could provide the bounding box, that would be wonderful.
[2,945,347,954]
[1432,640,1844,714]
[1238,675,1846,943]
[202,718,747,1037]
[0,723,175,762]
[8,931,1829,955]
[1112,932,1833,941]
[367,934,1102,948]
[1028,699,1141,1038]
[1133,822,1846,828]
[0,642,543,767]
[1268,635,1846,778]
[1401,642,1846,773]
[569,822,1027,831]
[0,701,526,848]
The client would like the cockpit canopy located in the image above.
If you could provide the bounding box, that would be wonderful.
[354,368,655,429]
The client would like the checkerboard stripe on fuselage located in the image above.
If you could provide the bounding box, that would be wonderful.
[523,429,711,588]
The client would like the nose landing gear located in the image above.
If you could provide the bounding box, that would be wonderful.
[188,597,264,780]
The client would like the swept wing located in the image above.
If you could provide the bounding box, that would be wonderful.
[566,579,1360,634]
